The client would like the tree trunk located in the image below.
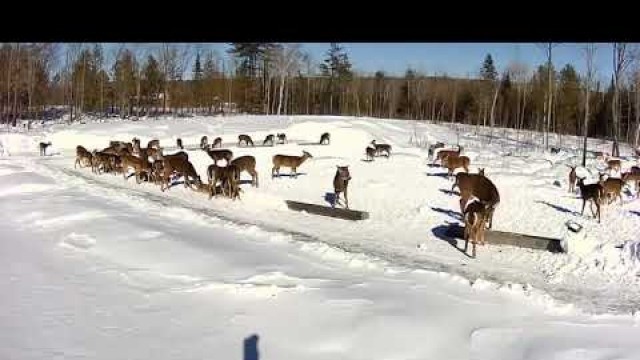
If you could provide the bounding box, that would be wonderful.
[277,73,285,115]
[488,81,501,143]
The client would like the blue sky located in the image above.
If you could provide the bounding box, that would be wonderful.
[98,43,618,81]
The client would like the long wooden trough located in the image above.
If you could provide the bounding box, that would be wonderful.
[285,200,370,221]
[444,224,566,253]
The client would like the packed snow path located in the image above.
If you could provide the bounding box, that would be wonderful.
[2,157,640,360]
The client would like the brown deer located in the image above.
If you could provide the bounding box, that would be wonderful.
[463,200,488,258]
[231,155,259,187]
[333,166,351,209]
[238,134,254,147]
[132,138,142,156]
[212,137,222,148]
[606,158,622,173]
[598,173,624,205]
[205,149,233,165]
[433,145,463,165]
[371,140,391,157]
[147,139,160,149]
[576,177,604,222]
[263,134,275,146]
[443,155,470,178]
[567,165,577,193]
[176,138,184,150]
[451,168,484,193]
[622,171,640,197]
[75,146,93,168]
[39,141,51,156]
[319,132,330,145]
[207,164,241,200]
[121,153,151,184]
[365,146,376,161]
[458,173,499,229]
[277,133,287,144]
[272,151,313,178]
[160,157,202,192]
[91,151,111,174]
[200,136,209,150]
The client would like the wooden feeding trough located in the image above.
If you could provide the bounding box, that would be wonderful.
[444,224,566,253]
[285,200,370,221]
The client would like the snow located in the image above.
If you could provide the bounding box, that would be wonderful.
[3,115,640,359]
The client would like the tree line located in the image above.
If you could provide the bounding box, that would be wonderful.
[1,42,639,151]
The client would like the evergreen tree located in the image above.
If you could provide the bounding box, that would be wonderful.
[480,54,498,81]
[319,43,353,114]
[557,64,581,134]
[193,52,203,81]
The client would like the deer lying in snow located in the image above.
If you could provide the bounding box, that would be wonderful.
[333,166,351,209]
[463,200,488,258]
[433,145,463,165]
[371,140,391,157]
[263,134,275,146]
[230,155,259,187]
[238,134,254,147]
[272,151,313,178]
[443,155,470,178]
[576,177,604,223]
[39,142,51,156]
[567,165,577,193]
[456,170,499,229]
[277,133,287,144]
[319,132,330,145]
[75,146,93,168]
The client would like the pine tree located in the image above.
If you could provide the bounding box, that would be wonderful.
[142,55,162,112]
[193,52,203,81]
[557,64,581,135]
[481,54,498,81]
[319,43,353,114]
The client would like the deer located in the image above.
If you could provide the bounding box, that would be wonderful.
[159,156,202,192]
[451,168,484,193]
[606,158,622,173]
[207,163,241,200]
[365,146,376,161]
[238,134,254,147]
[433,145,463,165]
[75,145,93,169]
[333,166,351,209]
[371,140,391,158]
[39,141,51,156]
[272,151,313,178]
[91,150,111,174]
[132,138,142,156]
[622,171,640,198]
[263,134,275,146]
[277,133,287,144]
[458,172,499,229]
[121,153,152,184]
[567,165,577,193]
[200,136,209,150]
[598,173,624,205]
[231,155,259,187]
[576,177,604,223]
[443,155,470,178]
[205,148,233,165]
[147,139,160,149]
[176,138,184,150]
[211,137,223,148]
[319,132,330,145]
[428,142,445,159]
[463,200,488,258]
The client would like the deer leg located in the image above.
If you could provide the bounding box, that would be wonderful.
[344,186,349,209]
[581,199,587,215]
[293,167,297,178]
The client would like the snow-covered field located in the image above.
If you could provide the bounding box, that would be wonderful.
[2,115,640,359]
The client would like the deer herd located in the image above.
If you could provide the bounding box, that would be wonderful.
[62,124,640,259]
